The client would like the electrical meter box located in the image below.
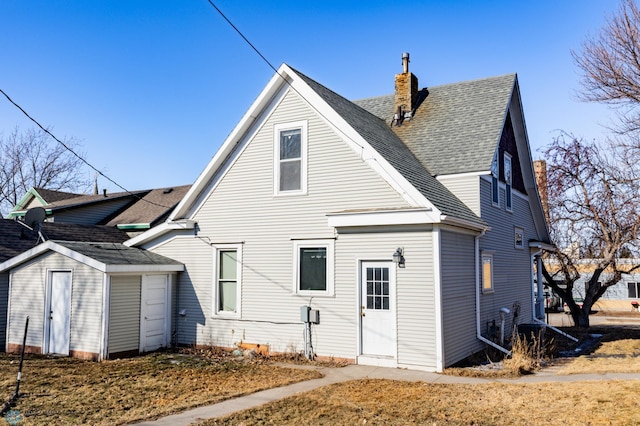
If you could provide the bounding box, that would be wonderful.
[300,306,320,324]
[300,306,310,323]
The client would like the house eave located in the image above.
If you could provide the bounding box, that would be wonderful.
[125,219,197,247]
[327,208,438,228]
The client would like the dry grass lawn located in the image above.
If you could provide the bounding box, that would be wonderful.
[0,350,321,425]
[203,325,640,425]
[204,379,640,425]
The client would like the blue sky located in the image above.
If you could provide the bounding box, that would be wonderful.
[0,1,620,193]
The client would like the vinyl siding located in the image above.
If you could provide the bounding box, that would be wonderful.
[478,177,536,335]
[150,89,413,359]
[7,252,104,354]
[338,230,436,368]
[0,273,8,352]
[108,275,141,356]
[438,175,481,215]
[52,198,133,225]
[440,230,481,366]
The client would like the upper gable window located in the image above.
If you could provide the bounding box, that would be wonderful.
[274,121,307,195]
[491,150,499,207]
[504,153,513,212]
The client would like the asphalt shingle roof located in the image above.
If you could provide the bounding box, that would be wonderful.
[354,74,516,176]
[291,67,488,227]
[55,241,182,266]
[105,185,191,227]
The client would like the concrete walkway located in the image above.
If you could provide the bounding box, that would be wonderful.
[132,363,640,426]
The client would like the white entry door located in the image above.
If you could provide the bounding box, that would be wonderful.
[140,275,169,352]
[360,262,396,358]
[48,271,72,355]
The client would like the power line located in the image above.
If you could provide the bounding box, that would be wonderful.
[0,88,172,208]
[204,1,369,154]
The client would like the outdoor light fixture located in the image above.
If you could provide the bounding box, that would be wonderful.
[392,247,405,268]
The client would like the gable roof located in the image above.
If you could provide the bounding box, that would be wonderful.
[105,185,191,229]
[293,67,485,227]
[354,74,516,176]
[129,64,550,246]
[0,240,183,273]
[7,187,83,218]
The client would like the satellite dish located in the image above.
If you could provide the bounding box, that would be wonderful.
[24,207,46,228]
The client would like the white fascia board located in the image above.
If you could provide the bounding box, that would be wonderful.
[169,66,293,221]
[437,170,491,180]
[105,264,184,273]
[124,220,196,247]
[327,208,439,227]
[439,215,489,233]
[284,67,432,210]
[0,241,105,272]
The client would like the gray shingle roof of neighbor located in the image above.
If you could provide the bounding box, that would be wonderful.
[354,74,516,177]
[55,241,183,266]
[32,187,83,203]
[290,67,487,227]
[0,219,39,262]
[0,219,130,262]
[105,185,191,227]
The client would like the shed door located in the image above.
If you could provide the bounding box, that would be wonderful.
[140,275,169,352]
[48,271,72,355]
[360,262,396,358]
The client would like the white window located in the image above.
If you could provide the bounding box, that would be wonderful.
[491,150,499,207]
[274,121,307,195]
[214,245,241,316]
[481,252,494,293]
[504,153,513,212]
[294,240,334,296]
[514,227,524,249]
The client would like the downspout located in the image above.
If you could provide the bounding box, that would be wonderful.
[531,250,578,342]
[99,274,111,361]
[433,226,444,371]
[475,233,511,356]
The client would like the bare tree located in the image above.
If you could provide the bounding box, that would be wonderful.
[0,127,90,216]
[541,133,640,327]
[573,0,640,135]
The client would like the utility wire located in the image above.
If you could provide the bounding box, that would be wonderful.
[0,88,172,208]
[204,1,370,155]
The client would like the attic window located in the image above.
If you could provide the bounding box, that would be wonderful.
[491,151,499,207]
[504,153,513,212]
[274,121,307,195]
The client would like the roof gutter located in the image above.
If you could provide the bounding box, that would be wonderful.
[441,214,490,233]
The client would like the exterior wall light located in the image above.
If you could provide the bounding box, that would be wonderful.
[392,247,405,268]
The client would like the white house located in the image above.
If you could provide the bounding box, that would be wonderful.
[122,54,551,371]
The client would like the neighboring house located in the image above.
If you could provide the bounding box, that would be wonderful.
[7,185,190,233]
[0,219,183,360]
[105,185,191,236]
[127,54,550,371]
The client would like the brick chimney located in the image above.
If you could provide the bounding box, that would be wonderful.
[533,160,549,220]
[394,52,419,118]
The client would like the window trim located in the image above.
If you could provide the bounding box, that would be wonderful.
[504,152,513,212]
[274,120,308,196]
[293,239,334,296]
[514,226,524,250]
[481,252,494,294]
[213,244,242,317]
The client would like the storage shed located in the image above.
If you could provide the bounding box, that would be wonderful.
[0,240,183,360]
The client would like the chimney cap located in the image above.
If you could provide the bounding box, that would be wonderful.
[402,52,410,59]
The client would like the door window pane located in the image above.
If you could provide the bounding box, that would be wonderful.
[365,267,390,310]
